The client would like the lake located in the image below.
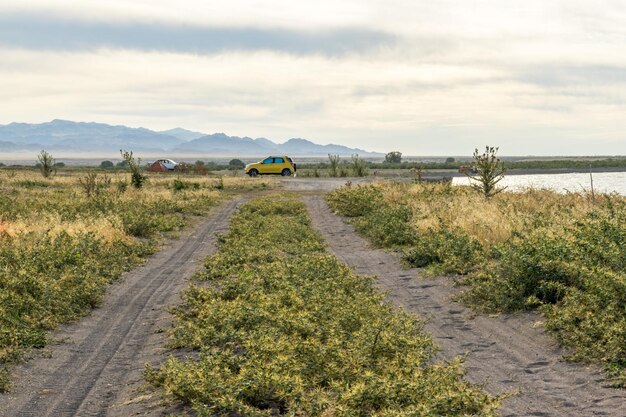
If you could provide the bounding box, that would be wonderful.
[452,171,626,196]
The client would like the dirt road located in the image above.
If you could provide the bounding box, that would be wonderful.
[304,194,626,417]
[0,198,245,417]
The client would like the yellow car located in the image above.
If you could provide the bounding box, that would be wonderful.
[245,156,297,177]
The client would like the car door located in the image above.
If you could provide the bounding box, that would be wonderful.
[261,157,274,174]
[272,157,286,174]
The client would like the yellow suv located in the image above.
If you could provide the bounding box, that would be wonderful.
[245,156,297,177]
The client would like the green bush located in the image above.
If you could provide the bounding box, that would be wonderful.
[404,227,483,274]
[353,204,415,247]
[0,232,148,374]
[172,178,201,192]
[326,184,383,217]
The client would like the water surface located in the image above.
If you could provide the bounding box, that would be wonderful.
[452,172,626,196]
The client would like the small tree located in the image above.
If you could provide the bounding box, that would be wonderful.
[194,161,209,175]
[228,159,245,169]
[385,151,402,163]
[328,154,340,177]
[120,149,146,189]
[100,160,114,169]
[445,157,455,163]
[351,154,369,177]
[37,150,56,178]
[467,146,506,198]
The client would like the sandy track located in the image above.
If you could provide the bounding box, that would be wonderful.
[304,195,625,417]
[0,197,245,417]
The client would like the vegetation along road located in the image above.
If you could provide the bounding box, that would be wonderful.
[1,174,624,416]
[0,197,246,417]
[305,193,625,417]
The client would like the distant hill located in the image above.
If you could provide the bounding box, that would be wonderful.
[0,119,182,152]
[0,120,383,156]
[158,128,205,141]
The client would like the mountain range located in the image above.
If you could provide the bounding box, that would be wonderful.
[0,120,382,156]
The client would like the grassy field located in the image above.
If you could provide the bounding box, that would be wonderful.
[0,168,275,391]
[326,182,626,386]
[147,196,499,416]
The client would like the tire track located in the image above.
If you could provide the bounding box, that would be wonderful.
[0,197,245,417]
[304,194,625,417]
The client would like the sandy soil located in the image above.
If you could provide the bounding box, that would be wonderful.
[282,177,374,192]
[0,197,246,417]
[303,194,625,417]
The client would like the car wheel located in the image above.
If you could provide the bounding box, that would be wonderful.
[249,169,259,177]
[281,169,292,177]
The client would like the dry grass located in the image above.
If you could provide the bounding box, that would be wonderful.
[376,182,597,247]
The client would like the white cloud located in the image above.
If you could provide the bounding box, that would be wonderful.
[1,1,625,155]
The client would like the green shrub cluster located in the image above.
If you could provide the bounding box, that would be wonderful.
[0,233,148,370]
[147,196,498,416]
[326,185,482,274]
[403,227,483,274]
[327,184,626,385]
[461,201,626,385]
[323,184,383,217]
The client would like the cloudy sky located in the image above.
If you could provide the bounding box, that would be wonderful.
[1,0,625,155]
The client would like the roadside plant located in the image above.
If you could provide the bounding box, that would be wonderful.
[412,166,423,183]
[214,176,224,190]
[172,178,200,192]
[120,149,146,189]
[78,172,111,197]
[116,179,129,194]
[351,154,369,177]
[467,146,506,198]
[328,154,340,177]
[37,150,56,178]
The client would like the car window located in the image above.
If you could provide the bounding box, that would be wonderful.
[274,157,284,163]
[262,157,273,164]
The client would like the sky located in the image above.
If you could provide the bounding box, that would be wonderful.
[1,0,626,155]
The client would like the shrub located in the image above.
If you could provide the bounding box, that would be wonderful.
[100,160,114,169]
[467,146,506,198]
[328,154,340,177]
[120,149,146,189]
[172,178,201,192]
[353,204,415,247]
[351,154,369,177]
[404,226,483,274]
[37,150,56,178]
[228,159,245,169]
[326,184,383,217]
[385,151,402,163]
[78,172,111,197]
